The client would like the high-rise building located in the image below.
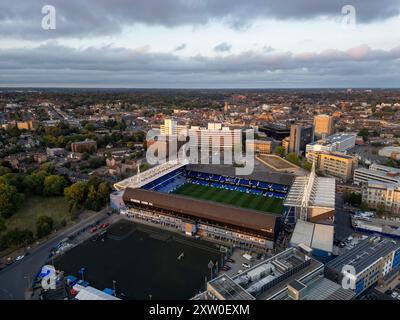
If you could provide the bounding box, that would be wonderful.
[314,114,333,139]
[289,124,314,155]
[160,119,187,136]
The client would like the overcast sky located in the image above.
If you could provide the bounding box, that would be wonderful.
[1,0,400,88]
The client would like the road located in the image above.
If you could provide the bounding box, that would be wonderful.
[0,210,108,300]
[334,196,354,241]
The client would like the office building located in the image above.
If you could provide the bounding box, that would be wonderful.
[160,118,188,136]
[313,114,333,139]
[362,181,400,214]
[306,133,356,153]
[325,236,400,296]
[259,123,291,140]
[193,247,324,300]
[306,151,358,182]
[289,124,314,156]
[247,140,272,155]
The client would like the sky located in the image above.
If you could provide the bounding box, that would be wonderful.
[1,0,400,88]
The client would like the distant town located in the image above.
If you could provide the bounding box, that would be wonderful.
[0,88,399,301]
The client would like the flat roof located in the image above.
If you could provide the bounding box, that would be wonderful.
[208,276,255,300]
[123,188,278,236]
[326,237,399,274]
[290,221,334,253]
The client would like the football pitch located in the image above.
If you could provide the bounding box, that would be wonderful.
[173,183,284,214]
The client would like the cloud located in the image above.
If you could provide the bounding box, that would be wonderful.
[0,43,400,87]
[1,1,400,39]
[214,42,232,52]
[174,43,186,51]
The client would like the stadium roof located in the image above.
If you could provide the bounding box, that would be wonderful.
[123,188,279,236]
[284,175,335,209]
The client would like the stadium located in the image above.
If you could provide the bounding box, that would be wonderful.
[115,161,294,250]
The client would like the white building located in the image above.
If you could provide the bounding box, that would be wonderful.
[379,146,400,160]
[354,163,400,185]
[362,180,400,214]
[306,133,356,153]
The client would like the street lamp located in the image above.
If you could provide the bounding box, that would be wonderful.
[112,280,117,297]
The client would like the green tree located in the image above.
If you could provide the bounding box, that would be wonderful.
[274,146,286,157]
[43,175,67,196]
[285,152,301,166]
[376,203,386,215]
[360,201,369,212]
[303,161,312,171]
[0,217,6,233]
[36,215,54,238]
[64,181,86,204]
[358,128,369,142]
[0,166,11,176]
[0,182,24,219]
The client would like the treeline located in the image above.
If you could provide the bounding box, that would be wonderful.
[64,177,110,219]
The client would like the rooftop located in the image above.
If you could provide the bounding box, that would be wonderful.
[326,236,399,274]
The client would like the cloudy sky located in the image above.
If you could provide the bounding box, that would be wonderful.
[1,0,400,88]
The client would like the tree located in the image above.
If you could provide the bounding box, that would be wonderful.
[23,171,49,195]
[36,215,54,238]
[64,181,86,204]
[0,218,6,233]
[0,182,24,219]
[43,175,67,196]
[84,123,95,131]
[0,166,11,176]
[360,201,369,212]
[285,152,301,166]
[358,128,369,142]
[376,203,386,216]
[343,192,362,206]
[0,228,34,250]
[274,146,286,157]
[303,162,312,171]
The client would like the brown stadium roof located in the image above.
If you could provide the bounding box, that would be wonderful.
[123,188,278,235]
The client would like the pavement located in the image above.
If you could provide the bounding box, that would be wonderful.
[334,196,354,242]
[0,209,109,300]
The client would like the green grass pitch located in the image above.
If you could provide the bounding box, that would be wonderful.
[173,183,284,214]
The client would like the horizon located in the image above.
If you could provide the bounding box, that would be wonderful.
[1,1,400,87]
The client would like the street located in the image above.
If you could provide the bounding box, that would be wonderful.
[0,209,108,300]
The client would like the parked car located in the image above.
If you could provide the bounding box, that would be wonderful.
[242,262,251,268]
[227,258,235,263]
[385,289,393,295]
[15,255,25,262]
[237,270,243,274]
[90,227,97,233]
[99,223,109,229]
